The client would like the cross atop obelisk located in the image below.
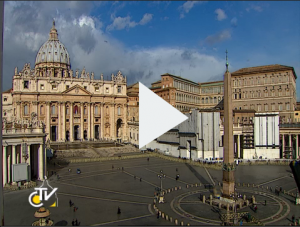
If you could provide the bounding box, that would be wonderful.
[222,50,236,198]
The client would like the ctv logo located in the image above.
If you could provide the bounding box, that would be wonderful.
[28,177,58,208]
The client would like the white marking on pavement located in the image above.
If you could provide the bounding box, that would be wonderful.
[257,176,289,186]
[204,167,215,186]
[91,214,153,226]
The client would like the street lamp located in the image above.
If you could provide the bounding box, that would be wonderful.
[158,170,166,203]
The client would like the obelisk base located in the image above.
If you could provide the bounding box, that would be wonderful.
[222,181,235,199]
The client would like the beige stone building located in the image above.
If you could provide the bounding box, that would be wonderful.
[3,21,129,142]
[150,73,201,112]
[127,82,139,146]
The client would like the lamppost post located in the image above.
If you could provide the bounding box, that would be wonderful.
[157,170,166,203]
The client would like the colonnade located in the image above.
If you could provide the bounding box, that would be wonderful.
[281,134,300,159]
[2,144,45,186]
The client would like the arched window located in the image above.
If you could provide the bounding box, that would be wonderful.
[95,106,98,115]
[118,106,121,116]
[24,104,29,115]
[66,106,69,115]
[40,105,44,115]
[74,105,78,114]
[51,105,56,115]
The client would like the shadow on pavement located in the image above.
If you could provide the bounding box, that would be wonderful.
[54,220,68,226]
[185,163,210,185]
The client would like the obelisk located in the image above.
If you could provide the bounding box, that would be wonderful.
[222,50,235,198]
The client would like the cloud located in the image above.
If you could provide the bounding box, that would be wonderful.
[106,13,153,31]
[204,30,231,45]
[139,13,153,25]
[215,8,227,21]
[246,5,263,12]
[231,17,237,27]
[178,1,205,19]
[162,16,169,21]
[3,1,227,92]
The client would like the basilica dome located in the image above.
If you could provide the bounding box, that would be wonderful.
[35,21,71,67]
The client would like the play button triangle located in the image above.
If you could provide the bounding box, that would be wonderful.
[139,82,188,149]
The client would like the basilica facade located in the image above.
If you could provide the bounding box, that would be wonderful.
[3,21,129,142]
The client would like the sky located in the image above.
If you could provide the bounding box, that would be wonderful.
[3,1,300,99]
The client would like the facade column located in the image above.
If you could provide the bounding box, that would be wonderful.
[8,154,11,183]
[91,103,94,139]
[81,102,84,140]
[123,103,128,141]
[38,144,44,180]
[62,102,66,141]
[87,103,91,140]
[3,146,7,186]
[57,102,61,141]
[12,145,16,165]
[111,103,115,140]
[296,134,299,159]
[16,146,19,164]
[16,101,21,119]
[46,101,51,141]
[100,103,104,139]
[20,143,23,163]
[237,134,240,158]
[70,102,74,142]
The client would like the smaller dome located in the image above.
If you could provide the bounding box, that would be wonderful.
[35,21,71,66]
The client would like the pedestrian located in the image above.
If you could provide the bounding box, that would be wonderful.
[140,178,142,182]
[72,219,75,226]
[157,211,159,219]
[54,162,56,167]
[176,168,178,172]
[265,200,267,206]
[134,175,136,179]
[51,171,53,175]
[75,219,78,226]
[292,215,295,223]
[240,220,243,226]
[112,165,114,169]
[147,157,149,162]
[69,199,72,207]
[117,206,121,214]
[122,167,124,171]
[77,222,81,226]
[254,205,257,213]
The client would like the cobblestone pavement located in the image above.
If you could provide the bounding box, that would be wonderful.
[3,155,300,226]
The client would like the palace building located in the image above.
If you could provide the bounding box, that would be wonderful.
[2,21,129,142]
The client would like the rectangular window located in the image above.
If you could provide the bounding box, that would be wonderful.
[279,104,282,111]
[286,104,290,110]
[118,107,121,116]
[24,81,29,89]
[95,87,99,92]
[52,84,57,90]
[272,104,275,111]
[106,87,109,93]
[84,86,87,90]
[286,90,290,96]
[4,97,7,102]
[117,86,121,93]
[66,85,69,90]
[257,105,261,111]
[40,84,45,90]
[265,105,268,111]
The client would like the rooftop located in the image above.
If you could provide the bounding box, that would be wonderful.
[161,73,199,86]
[231,64,297,79]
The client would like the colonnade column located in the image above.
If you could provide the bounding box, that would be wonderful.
[3,146,7,186]
[70,102,74,142]
[237,134,240,159]
[296,134,299,159]
[16,147,19,164]
[27,144,31,166]
[91,103,94,140]
[80,102,84,140]
[87,103,91,140]
[100,103,104,139]
[289,134,292,158]
[62,102,66,141]
[46,101,51,141]
[282,134,285,157]
[38,144,44,180]
[12,145,16,165]
[7,154,11,183]
[58,102,61,141]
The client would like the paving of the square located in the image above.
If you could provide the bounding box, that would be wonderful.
[3,154,300,226]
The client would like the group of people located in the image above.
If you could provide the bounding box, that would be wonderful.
[69,200,80,225]
[72,219,80,226]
